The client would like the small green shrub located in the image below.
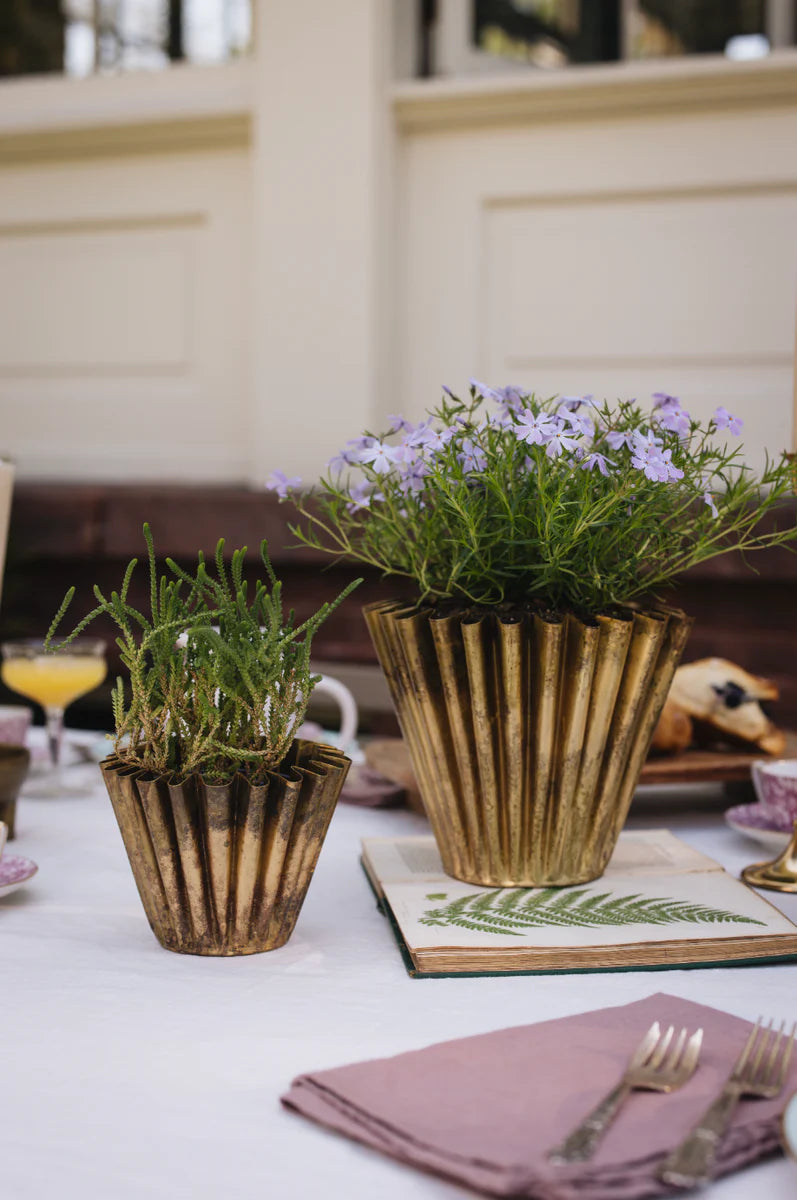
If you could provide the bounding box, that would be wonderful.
[275,386,797,614]
[47,525,359,782]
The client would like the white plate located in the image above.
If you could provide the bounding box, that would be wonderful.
[724,801,793,852]
[0,853,38,898]
[725,815,790,853]
[781,1090,797,1166]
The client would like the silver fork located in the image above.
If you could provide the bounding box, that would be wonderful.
[658,1017,796,1189]
[549,1021,703,1164]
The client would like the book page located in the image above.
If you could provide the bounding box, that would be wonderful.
[362,829,721,889]
[601,830,723,878]
[382,871,797,952]
[361,836,447,886]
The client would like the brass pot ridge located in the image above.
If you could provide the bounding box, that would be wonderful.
[365,601,692,887]
[102,740,350,956]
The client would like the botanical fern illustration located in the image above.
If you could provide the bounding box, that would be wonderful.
[419,887,766,935]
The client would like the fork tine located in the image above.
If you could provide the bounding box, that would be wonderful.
[731,1018,762,1082]
[629,1021,661,1069]
[775,1022,797,1088]
[663,1026,687,1072]
[681,1028,703,1076]
[762,1021,785,1087]
[649,1025,675,1069]
[749,1020,775,1085]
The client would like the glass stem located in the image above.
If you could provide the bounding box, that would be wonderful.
[44,706,65,767]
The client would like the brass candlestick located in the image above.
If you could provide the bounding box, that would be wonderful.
[742,820,797,893]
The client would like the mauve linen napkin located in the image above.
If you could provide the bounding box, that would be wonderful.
[281,993,797,1199]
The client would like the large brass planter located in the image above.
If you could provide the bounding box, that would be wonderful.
[101,740,350,956]
[365,601,692,887]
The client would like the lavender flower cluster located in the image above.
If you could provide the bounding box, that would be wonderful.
[267,384,743,523]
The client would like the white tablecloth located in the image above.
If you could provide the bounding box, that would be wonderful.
[4,742,797,1200]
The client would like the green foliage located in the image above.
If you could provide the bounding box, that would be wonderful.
[286,387,797,614]
[419,887,765,934]
[46,525,360,783]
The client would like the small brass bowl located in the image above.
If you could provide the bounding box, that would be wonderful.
[0,743,31,839]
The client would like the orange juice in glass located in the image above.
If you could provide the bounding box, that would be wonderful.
[1,638,106,781]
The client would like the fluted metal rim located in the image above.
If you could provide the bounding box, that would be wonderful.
[102,739,350,956]
[365,600,692,887]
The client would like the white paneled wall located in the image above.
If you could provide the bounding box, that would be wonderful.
[0,144,250,480]
[0,7,795,481]
[394,91,797,468]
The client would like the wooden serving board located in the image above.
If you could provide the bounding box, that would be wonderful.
[640,731,797,786]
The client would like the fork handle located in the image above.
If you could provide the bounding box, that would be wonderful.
[549,1082,630,1163]
[657,1087,740,1188]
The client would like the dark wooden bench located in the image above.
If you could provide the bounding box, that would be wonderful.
[1,483,795,733]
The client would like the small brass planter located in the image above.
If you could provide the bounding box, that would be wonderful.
[365,601,692,887]
[0,743,31,838]
[101,740,350,956]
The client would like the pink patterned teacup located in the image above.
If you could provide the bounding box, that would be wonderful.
[751,759,797,820]
[0,705,32,747]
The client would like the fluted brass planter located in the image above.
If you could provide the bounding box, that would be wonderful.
[365,601,692,887]
[101,740,350,956]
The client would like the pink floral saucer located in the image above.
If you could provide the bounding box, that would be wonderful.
[725,802,793,853]
[0,853,38,899]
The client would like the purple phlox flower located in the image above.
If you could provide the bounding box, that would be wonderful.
[423,426,457,454]
[402,419,436,449]
[265,470,302,499]
[358,440,400,474]
[491,406,517,430]
[468,378,504,402]
[474,412,503,434]
[398,469,428,497]
[714,406,743,436]
[545,428,580,459]
[631,445,684,483]
[659,450,684,481]
[458,437,487,473]
[346,481,382,513]
[329,434,377,471]
[392,440,420,466]
[494,385,526,410]
[702,491,719,518]
[347,434,377,452]
[605,429,632,451]
[387,414,412,434]
[404,419,456,457]
[655,404,691,438]
[327,444,362,472]
[441,385,457,399]
[631,428,664,456]
[559,394,595,412]
[581,452,614,477]
[559,407,594,438]
[652,392,679,410]
[630,452,663,482]
[514,407,558,446]
[396,454,430,495]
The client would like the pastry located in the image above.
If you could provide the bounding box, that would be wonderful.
[667,657,784,755]
[650,698,693,754]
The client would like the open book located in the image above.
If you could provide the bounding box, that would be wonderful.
[361,831,797,977]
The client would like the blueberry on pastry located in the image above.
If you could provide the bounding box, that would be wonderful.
[667,657,785,755]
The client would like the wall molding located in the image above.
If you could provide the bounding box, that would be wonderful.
[0,61,252,164]
[393,50,797,133]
